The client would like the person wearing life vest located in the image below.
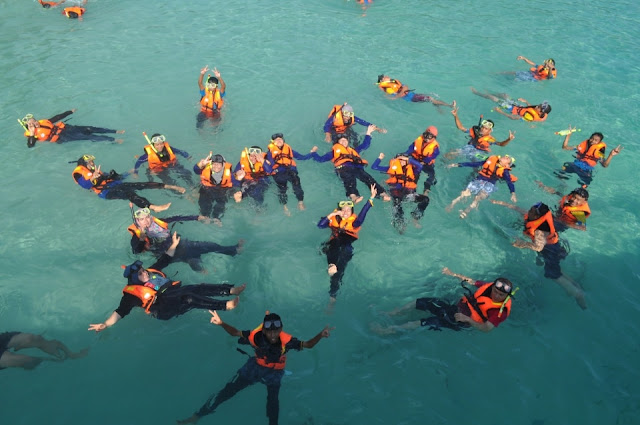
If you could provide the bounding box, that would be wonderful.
[470,88,552,122]
[233,146,273,206]
[38,0,65,8]
[446,101,515,161]
[373,267,514,334]
[514,56,557,81]
[556,129,623,186]
[317,185,376,302]
[72,154,184,210]
[0,331,87,371]
[133,133,194,186]
[128,207,241,272]
[323,102,387,144]
[404,125,440,194]
[194,152,241,224]
[376,75,453,106]
[196,65,226,128]
[62,6,85,18]
[371,153,429,233]
[534,181,591,231]
[265,133,314,215]
[21,110,123,148]
[89,233,245,332]
[310,125,391,203]
[178,311,332,425]
[446,154,517,219]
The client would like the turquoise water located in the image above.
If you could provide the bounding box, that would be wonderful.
[1,0,640,423]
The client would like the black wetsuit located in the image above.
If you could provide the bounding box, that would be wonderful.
[27,110,118,147]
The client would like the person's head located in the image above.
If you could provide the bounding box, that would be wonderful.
[123,260,148,285]
[134,207,152,228]
[206,76,219,90]
[499,155,515,168]
[210,154,225,172]
[334,133,349,147]
[536,101,552,115]
[77,154,96,170]
[271,133,285,148]
[247,146,263,163]
[422,125,438,140]
[394,153,409,165]
[588,132,604,145]
[527,202,550,221]
[336,200,354,217]
[377,75,390,83]
[479,119,494,136]
[22,114,37,127]
[568,187,589,206]
[490,277,513,302]
[65,10,81,18]
[543,58,556,68]
[341,104,354,120]
[150,133,166,149]
[262,312,283,344]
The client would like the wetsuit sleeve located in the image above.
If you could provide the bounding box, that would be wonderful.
[352,199,373,228]
[405,143,415,155]
[262,160,273,174]
[310,151,334,163]
[408,157,423,169]
[172,147,190,159]
[485,309,508,327]
[323,116,335,133]
[74,173,95,190]
[502,170,516,193]
[48,110,73,123]
[134,154,148,173]
[199,89,205,98]
[193,164,204,175]
[458,161,485,168]
[355,135,372,153]
[354,116,372,127]
[422,146,440,163]
[317,215,331,229]
[162,215,199,223]
[149,253,172,271]
[293,150,313,160]
[114,293,142,318]
[27,136,38,148]
[130,233,146,254]
[237,330,251,345]
[473,280,489,288]
[285,337,304,352]
[370,158,389,172]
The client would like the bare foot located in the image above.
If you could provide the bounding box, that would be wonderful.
[114,139,124,144]
[150,203,171,212]
[412,219,422,229]
[116,130,125,134]
[226,296,239,310]
[459,210,468,219]
[445,204,454,213]
[298,201,305,211]
[236,239,245,254]
[166,185,186,194]
[350,194,364,204]
[177,414,200,425]
[212,218,222,227]
[328,264,337,276]
[283,205,291,216]
[382,193,391,202]
[370,322,396,336]
[68,347,89,360]
[326,296,336,314]
[575,291,587,310]
[230,283,246,295]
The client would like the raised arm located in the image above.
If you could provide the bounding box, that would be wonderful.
[198,65,209,91]
[208,310,242,337]
[302,325,334,349]
[495,130,516,146]
[602,145,622,168]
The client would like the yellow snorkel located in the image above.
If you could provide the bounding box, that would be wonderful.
[17,118,28,131]
[243,147,256,172]
[498,287,519,318]
[142,131,159,153]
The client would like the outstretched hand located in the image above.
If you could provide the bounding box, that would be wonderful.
[611,145,623,156]
[209,310,222,325]
[321,325,335,338]
[200,65,209,75]
[88,323,107,333]
[369,184,378,199]
[213,67,221,78]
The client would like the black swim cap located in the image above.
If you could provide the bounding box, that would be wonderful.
[123,260,144,284]
[377,74,385,83]
[211,154,225,164]
[571,187,589,200]
[207,76,219,85]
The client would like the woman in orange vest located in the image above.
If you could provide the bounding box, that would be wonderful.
[470,88,552,122]
[512,56,557,81]
[446,101,515,161]
[134,133,194,187]
[233,146,273,206]
[88,233,246,332]
[404,125,440,194]
[196,65,226,129]
[323,102,386,143]
[556,129,623,186]
[22,110,123,148]
[178,311,332,425]
[534,181,591,231]
[373,267,514,334]
[317,185,376,303]
[376,75,453,106]
[446,154,517,219]
[371,152,429,233]
[193,152,241,224]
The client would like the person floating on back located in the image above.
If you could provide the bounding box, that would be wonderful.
[470,88,551,122]
[376,75,453,107]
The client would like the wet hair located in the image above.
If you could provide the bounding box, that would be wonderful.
[211,154,225,164]
[540,103,552,115]
[151,133,162,139]
[377,74,385,83]
[493,277,514,294]
[570,187,589,200]
[263,312,282,327]
[546,58,556,66]
[250,145,262,151]
[207,76,219,85]
[528,202,550,221]
[67,11,80,18]
[333,133,349,144]
[589,132,604,141]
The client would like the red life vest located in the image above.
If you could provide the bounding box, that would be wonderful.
[332,144,367,168]
[24,119,65,143]
[411,135,439,165]
[385,158,417,189]
[558,196,591,224]
[144,143,176,172]
[469,127,495,152]
[377,79,403,94]
[62,7,85,17]
[239,151,268,180]
[478,156,517,182]
[524,210,559,244]
[530,65,556,80]
[200,162,233,187]
[267,142,296,169]
[122,269,180,313]
[200,88,223,112]
[575,140,606,167]
[461,283,511,323]
[511,105,547,122]
[328,105,354,133]
[72,165,106,194]
[126,217,169,250]
[328,211,360,239]
[248,324,293,369]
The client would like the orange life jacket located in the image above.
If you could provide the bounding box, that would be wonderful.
[461,283,511,324]
[200,88,223,112]
[248,324,293,369]
[72,164,106,194]
[469,127,495,152]
[411,135,439,165]
[200,162,233,187]
[386,158,417,189]
[122,269,180,314]
[267,142,296,169]
[328,105,354,133]
[575,140,606,167]
[62,7,85,17]
[511,105,547,122]
[144,143,176,172]
[328,211,360,239]
[530,65,556,80]
[24,119,65,143]
[332,144,367,168]
[377,79,403,94]
[478,156,517,182]
[524,210,559,244]
[127,217,169,250]
[239,151,268,180]
[558,196,591,224]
